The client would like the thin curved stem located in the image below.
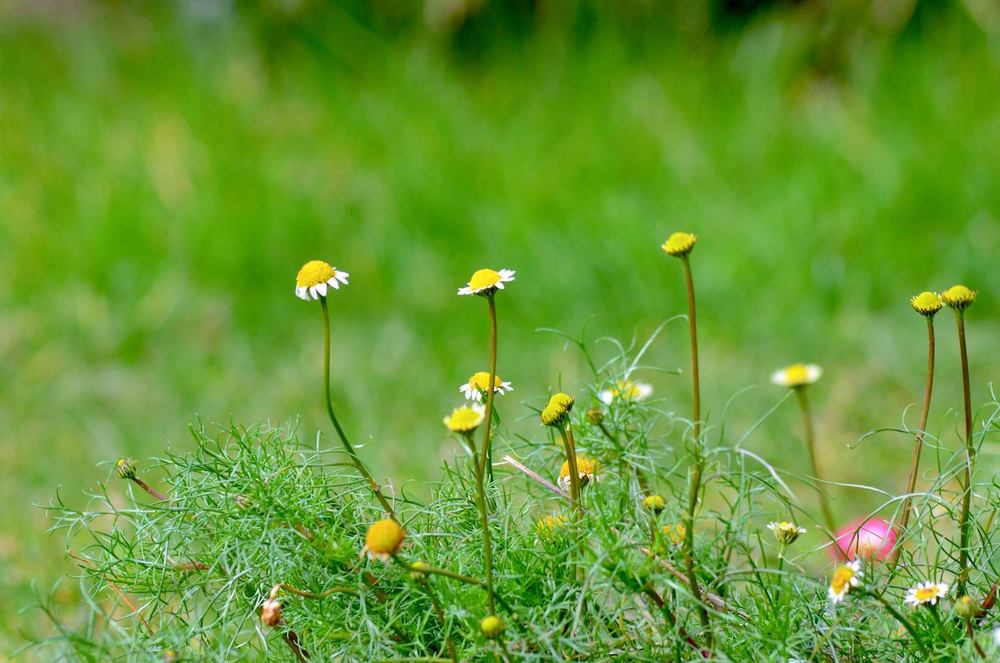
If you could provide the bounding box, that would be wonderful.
[415,581,458,663]
[679,254,711,647]
[955,309,974,595]
[890,316,935,569]
[270,583,359,601]
[557,426,582,518]
[796,387,835,533]
[865,591,930,657]
[392,556,514,614]
[320,297,397,521]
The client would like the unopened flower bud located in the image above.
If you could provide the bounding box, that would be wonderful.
[410,560,430,581]
[586,409,604,424]
[642,495,666,513]
[233,493,253,510]
[956,595,978,619]
[115,458,136,480]
[480,614,504,639]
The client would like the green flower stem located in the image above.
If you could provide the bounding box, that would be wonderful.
[391,556,514,615]
[270,583,360,600]
[679,254,712,647]
[864,591,930,657]
[413,580,458,663]
[927,604,954,644]
[795,387,835,533]
[475,293,499,615]
[319,297,397,521]
[890,316,936,569]
[557,425,582,518]
[955,308,974,596]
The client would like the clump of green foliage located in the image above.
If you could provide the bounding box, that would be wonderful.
[26,255,1000,662]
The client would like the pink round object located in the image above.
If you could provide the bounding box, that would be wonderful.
[832,517,897,561]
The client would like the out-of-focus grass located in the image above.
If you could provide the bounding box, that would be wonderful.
[3,2,1000,649]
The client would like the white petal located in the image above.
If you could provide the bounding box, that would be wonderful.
[806,365,823,383]
[495,282,504,289]
[309,286,320,300]
[327,278,340,290]
[315,282,328,296]
[599,390,613,405]
[295,286,308,300]
[336,272,349,284]
[770,370,789,386]
[458,287,472,295]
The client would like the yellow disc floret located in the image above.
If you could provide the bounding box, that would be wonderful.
[910,291,943,317]
[661,232,698,258]
[469,372,503,391]
[296,260,337,288]
[784,364,809,385]
[536,514,568,538]
[364,519,405,560]
[443,405,485,435]
[480,614,504,639]
[941,285,977,310]
[643,495,666,513]
[469,269,502,292]
[661,522,687,546]
[559,456,596,488]
[541,392,575,427]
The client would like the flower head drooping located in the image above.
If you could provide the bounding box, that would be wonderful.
[828,560,863,604]
[460,372,513,401]
[261,598,282,627]
[362,519,406,562]
[541,392,575,428]
[768,521,807,545]
[662,232,698,258]
[458,268,515,296]
[295,260,349,301]
[643,495,667,513]
[443,403,486,436]
[910,291,943,317]
[599,380,653,405]
[904,581,949,608]
[115,458,136,480]
[558,456,596,491]
[771,363,822,388]
[536,514,568,539]
[941,285,977,311]
[480,615,504,639]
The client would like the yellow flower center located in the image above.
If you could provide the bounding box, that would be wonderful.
[643,495,666,511]
[468,372,503,391]
[662,232,697,257]
[444,407,483,433]
[469,269,501,291]
[911,291,942,315]
[536,515,568,535]
[662,523,687,544]
[365,520,405,554]
[561,456,596,478]
[296,260,336,288]
[942,285,977,309]
[784,364,809,385]
[613,381,641,400]
[914,586,939,602]
[830,565,856,596]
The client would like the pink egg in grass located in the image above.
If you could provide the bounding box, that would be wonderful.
[832,517,897,561]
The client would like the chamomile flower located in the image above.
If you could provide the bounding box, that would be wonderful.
[295,260,349,300]
[361,519,405,562]
[643,495,667,513]
[941,285,977,310]
[536,514,568,539]
[904,581,949,608]
[662,232,697,258]
[767,521,807,545]
[541,392,575,427]
[480,615,504,639]
[558,456,596,491]
[460,372,513,401]
[910,291,943,317]
[771,363,822,388]
[443,403,486,436]
[828,560,863,604]
[458,268,515,296]
[599,380,653,405]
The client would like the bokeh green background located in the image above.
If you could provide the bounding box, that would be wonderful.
[4,0,1000,653]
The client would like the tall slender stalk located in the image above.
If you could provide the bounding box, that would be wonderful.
[320,297,396,521]
[955,307,974,595]
[679,253,712,646]
[890,316,936,569]
[796,387,835,533]
[476,293,499,614]
[557,426,582,517]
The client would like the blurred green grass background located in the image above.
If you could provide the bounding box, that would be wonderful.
[4,0,1000,650]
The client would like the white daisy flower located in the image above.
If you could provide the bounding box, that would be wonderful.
[599,380,653,405]
[904,581,949,608]
[767,521,807,545]
[459,372,513,401]
[295,260,349,300]
[771,363,822,388]
[828,560,863,604]
[558,456,597,491]
[458,268,515,296]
